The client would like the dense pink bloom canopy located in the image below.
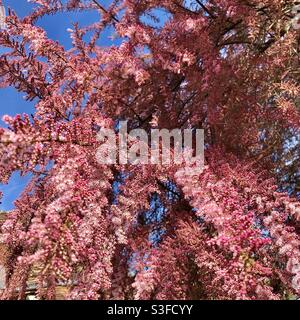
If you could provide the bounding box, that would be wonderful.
[0,0,300,300]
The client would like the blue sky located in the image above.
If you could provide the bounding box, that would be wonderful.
[0,0,114,211]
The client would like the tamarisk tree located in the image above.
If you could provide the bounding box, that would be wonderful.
[0,0,300,300]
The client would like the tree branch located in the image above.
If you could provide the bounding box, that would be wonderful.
[195,0,215,18]
[91,0,119,23]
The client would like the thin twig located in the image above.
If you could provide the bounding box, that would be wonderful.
[195,0,215,18]
[91,0,119,23]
